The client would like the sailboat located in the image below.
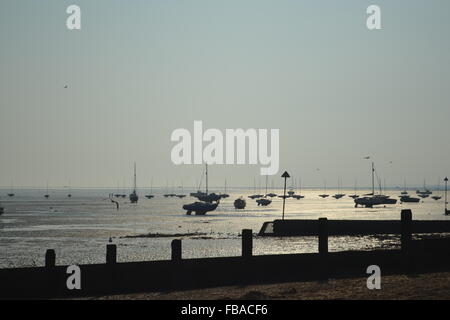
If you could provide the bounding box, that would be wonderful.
[44,182,50,199]
[348,180,359,199]
[400,179,408,195]
[354,162,396,208]
[266,179,277,197]
[129,163,139,203]
[183,163,219,215]
[7,181,15,197]
[176,181,186,198]
[333,178,345,199]
[432,178,442,200]
[319,180,329,198]
[292,178,305,199]
[249,177,263,199]
[219,180,229,199]
[416,180,432,196]
[256,176,272,206]
[67,181,72,198]
[145,178,154,199]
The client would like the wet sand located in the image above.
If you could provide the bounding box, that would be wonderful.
[87,271,450,300]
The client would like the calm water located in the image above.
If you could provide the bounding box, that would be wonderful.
[0,188,448,268]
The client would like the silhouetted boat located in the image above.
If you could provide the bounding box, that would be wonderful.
[319,181,329,198]
[354,162,396,208]
[234,197,246,209]
[256,198,272,206]
[183,202,218,215]
[399,195,420,203]
[219,180,229,199]
[256,176,272,206]
[333,178,345,199]
[44,182,50,199]
[145,178,154,199]
[129,163,139,203]
[416,180,432,195]
[183,164,220,215]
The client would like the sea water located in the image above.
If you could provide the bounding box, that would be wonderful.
[0,188,448,268]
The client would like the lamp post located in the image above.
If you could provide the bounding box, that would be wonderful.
[445,177,448,215]
[281,171,290,220]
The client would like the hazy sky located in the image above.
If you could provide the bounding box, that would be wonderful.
[1,1,449,189]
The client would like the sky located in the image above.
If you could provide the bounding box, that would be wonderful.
[0,0,449,189]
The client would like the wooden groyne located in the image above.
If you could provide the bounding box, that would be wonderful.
[1,210,450,299]
[259,214,450,236]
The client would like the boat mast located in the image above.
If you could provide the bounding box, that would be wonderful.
[206,164,208,194]
[265,175,268,195]
[134,163,137,192]
[371,162,375,195]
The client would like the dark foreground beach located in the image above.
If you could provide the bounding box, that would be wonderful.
[84,272,450,300]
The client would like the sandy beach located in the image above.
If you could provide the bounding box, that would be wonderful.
[85,271,450,300]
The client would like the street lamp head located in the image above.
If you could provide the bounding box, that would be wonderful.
[445,177,449,182]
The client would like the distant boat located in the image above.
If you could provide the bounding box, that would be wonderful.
[234,197,246,209]
[348,180,359,199]
[319,180,329,198]
[248,177,263,199]
[220,180,229,198]
[183,163,220,215]
[183,202,218,215]
[256,198,272,206]
[399,195,420,203]
[431,178,442,200]
[175,181,186,198]
[416,180,433,195]
[44,182,50,199]
[354,162,396,208]
[129,163,139,203]
[67,181,72,198]
[333,178,345,199]
[7,182,15,197]
[400,179,408,195]
[256,176,272,206]
[145,179,155,199]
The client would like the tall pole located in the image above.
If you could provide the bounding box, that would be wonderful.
[281,171,290,220]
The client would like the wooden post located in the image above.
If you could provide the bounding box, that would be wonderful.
[45,249,56,268]
[106,244,117,264]
[242,229,253,258]
[171,239,182,261]
[318,218,328,255]
[401,209,412,252]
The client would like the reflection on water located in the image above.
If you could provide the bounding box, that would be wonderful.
[0,188,448,268]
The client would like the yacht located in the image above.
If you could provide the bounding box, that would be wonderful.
[183,201,218,215]
[183,164,220,215]
[399,195,420,203]
[319,181,329,198]
[354,162,397,208]
[129,163,139,203]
